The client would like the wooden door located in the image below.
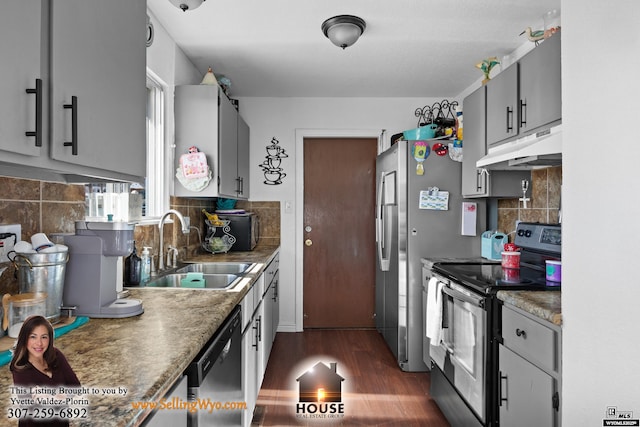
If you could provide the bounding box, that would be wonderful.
[303,137,377,328]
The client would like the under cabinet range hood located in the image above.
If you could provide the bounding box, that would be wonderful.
[477,125,562,169]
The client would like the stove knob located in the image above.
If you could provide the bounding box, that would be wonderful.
[517,229,524,236]
[525,230,532,237]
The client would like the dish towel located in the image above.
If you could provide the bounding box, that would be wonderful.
[425,277,444,345]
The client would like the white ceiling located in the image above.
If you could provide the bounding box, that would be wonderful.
[147,0,561,98]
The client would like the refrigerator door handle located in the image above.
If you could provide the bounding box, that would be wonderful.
[376,171,390,271]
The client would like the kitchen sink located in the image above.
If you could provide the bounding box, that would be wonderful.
[143,273,240,290]
[176,262,254,275]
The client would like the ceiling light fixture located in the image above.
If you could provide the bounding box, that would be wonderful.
[321,15,366,49]
[169,0,205,12]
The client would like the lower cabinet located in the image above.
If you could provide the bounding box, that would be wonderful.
[242,253,280,427]
[499,305,561,427]
[242,297,264,427]
[499,345,557,427]
[262,255,280,366]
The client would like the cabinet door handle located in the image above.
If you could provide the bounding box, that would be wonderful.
[506,106,513,133]
[519,99,527,128]
[63,96,78,155]
[257,315,262,342]
[252,321,259,350]
[499,371,508,406]
[476,168,488,193]
[25,79,43,147]
[515,328,527,338]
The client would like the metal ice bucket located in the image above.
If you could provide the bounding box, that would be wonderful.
[10,251,69,323]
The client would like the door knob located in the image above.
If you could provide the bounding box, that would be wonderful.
[305,239,313,247]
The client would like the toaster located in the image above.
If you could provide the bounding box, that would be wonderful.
[481,230,507,260]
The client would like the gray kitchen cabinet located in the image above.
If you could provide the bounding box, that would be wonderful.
[270,269,280,341]
[499,345,556,427]
[486,64,519,147]
[240,279,257,427]
[262,253,280,366]
[461,86,530,198]
[486,33,562,149]
[237,115,251,198]
[0,0,146,183]
[242,293,264,427]
[518,33,562,135]
[462,86,489,197]
[174,85,250,199]
[218,93,239,197]
[242,252,279,427]
[0,0,45,158]
[499,304,561,427]
[49,0,146,178]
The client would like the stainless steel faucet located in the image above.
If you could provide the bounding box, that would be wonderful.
[158,209,189,271]
[166,246,179,269]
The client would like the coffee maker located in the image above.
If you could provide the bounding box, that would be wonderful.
[63,221,143,318]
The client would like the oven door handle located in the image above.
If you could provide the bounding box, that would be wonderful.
[441,285,484,309]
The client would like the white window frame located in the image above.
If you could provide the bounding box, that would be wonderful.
[145,69,167,218]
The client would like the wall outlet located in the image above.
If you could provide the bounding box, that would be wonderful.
[0,224,21,262]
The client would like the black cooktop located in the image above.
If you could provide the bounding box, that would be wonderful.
[433,262,561,295]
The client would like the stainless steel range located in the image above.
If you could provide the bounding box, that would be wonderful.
[422,222,561,427]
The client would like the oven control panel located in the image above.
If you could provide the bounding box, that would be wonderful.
[514,222,561,255]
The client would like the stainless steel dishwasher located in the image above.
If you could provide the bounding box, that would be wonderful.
[187,306,242,427]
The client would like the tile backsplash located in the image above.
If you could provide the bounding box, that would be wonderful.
[497,166,562,238]
[0,175,281,293]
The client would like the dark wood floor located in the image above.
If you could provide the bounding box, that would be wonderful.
[252,329,451,426]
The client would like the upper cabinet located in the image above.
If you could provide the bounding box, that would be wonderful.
[518,33,562,135]
[461,87,489,197]
[462,86,529,198]
[486,33,562,149]
[0,0,44,158]
[0,0,146,182]
[174,85,250,199]
[49,0,146,178]
[236,115,251,199]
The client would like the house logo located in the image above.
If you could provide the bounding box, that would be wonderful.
[295,361,346,420]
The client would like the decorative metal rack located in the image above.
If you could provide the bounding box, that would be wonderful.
[414,100,459,127]
[202,219,236,254]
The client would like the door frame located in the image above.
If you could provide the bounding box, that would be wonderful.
[294,129,385,331]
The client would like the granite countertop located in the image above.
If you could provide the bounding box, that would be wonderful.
[0,245,279,426]
[496,290,562,326]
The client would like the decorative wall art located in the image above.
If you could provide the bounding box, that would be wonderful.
[259,137,288,185]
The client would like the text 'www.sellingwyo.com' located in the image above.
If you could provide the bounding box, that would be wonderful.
[131,397,247,414]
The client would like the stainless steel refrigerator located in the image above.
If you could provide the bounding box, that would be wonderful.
[375,140,485,371]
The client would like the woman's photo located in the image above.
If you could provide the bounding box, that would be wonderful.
[9,315,80,427]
